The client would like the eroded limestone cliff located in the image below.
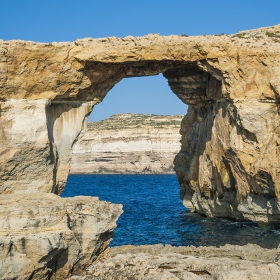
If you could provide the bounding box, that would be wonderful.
[70,114,183,174]
[1,24,280,278]
[1,25,280,205]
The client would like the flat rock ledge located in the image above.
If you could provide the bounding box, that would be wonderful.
[0,193,122,280]
[69,244,280,280]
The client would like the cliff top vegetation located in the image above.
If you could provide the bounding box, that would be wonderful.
[87,114,183,130]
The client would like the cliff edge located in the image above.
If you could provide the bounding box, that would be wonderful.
[70,114,183,174]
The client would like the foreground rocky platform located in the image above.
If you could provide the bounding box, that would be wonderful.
[0,194,122,280]
[70,114,183,174]
[69,244,280,279]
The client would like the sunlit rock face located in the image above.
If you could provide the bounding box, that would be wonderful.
[1,25,280,203]
[70,114,183,174]
[0,99,93,195]
[0,193,122,280]
[1,24,280,279]
[175,100,280,223]
[70,244,280,280]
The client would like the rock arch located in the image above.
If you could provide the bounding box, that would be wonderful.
[1,24,280,278]
[1,29,280,223]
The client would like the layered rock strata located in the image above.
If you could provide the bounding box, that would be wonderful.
[69,244,280,279]
[1,23,280,278]
[70,114,183,174]
[1,25,280,217]
[0,193,122,280]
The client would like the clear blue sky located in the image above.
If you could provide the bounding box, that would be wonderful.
[1,1,279,121]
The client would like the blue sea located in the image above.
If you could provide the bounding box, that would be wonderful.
[61,174,280,248]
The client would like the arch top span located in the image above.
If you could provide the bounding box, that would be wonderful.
[1,25,279,104]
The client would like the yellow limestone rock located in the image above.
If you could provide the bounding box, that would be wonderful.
[68,244,280,280]
[1,24,280,279]
[1,26,280,208]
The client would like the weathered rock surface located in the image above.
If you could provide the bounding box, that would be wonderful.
[0,193,122,280]
[1,25,280,224]
[70,253,280,280]
[1,23,280,279]
[108,243,278,261]
[0,99,94,195]
[1,25,280,218]
[68,244,280,279]
[70,114,183,174]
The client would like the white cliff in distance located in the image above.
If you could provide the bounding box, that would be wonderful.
[70,114,184,174]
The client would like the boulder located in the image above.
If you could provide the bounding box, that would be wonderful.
[0,193,122,279]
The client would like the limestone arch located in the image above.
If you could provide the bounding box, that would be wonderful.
[2,28,280,278]
[1,33,280,223]
[47,60,223,194]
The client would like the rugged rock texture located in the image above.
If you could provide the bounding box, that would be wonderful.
[175,101,280,223]
[1,25,280,213]
[70,114,183,174]
[108,244,278,261]
[0,193,122,280]
[0,99,94,195]
[68,244,280,279]
[1,23,280,278]
[107,244,280,262]
[70,253,280,280]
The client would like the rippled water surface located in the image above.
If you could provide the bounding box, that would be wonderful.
[62,174,280,248]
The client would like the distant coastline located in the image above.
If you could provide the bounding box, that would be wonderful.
[70,113,183,174]
[69,171,176,174]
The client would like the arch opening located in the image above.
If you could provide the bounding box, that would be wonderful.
[19,58,225,207]
[61,66,226,246]
[65,60,223,105]
[70,73,188,175]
